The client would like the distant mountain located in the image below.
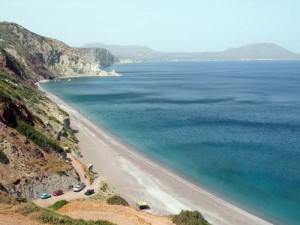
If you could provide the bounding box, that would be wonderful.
[83,43,157,58]
[218,43,299,60]
[83,42,300,62]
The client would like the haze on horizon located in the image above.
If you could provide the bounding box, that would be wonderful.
[1,0,299,53]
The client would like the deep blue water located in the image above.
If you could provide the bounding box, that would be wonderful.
[42,61,300,225]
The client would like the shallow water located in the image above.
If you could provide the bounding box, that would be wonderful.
[42,61,300,225]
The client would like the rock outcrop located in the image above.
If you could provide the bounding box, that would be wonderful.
[8,169,79,199]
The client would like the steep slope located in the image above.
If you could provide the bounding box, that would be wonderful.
[0,71,79,199]
[84,42,300,62]
[0,22,115,82]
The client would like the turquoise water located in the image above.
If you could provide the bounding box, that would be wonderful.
[42,61,300,225]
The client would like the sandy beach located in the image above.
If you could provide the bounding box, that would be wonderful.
[37,81,273,225]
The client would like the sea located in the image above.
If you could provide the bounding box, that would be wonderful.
[42,61,300,225]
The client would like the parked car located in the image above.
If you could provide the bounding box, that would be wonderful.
[84,189,95,196]
[73,182,86,192]
[40,193,51,199]
[53,189,64,196]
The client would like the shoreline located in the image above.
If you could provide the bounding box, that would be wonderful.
[37,81,273,225]
[38,73,122,82]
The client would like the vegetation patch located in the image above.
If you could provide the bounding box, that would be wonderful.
[65,127,77,142]
[16,119,63,153]
[0,150,9,164]
[58,108,69,117]
[13,202,116,225]
[37,209,116,224]
[50,200,69,210]
[172,210,211,225]
[100,183,109,192]
[88,193,105,201]
[106,195,129,206]
[49,116,61,124]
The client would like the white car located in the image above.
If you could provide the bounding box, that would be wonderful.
[73,182,86,192]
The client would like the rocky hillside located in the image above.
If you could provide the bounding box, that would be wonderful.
[0,22,120,201]
[0,71,79,199]
[0,22,115,82]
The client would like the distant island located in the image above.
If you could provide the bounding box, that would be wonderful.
[83,42,300,63]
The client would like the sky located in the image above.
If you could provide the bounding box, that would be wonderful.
[1,0,300,53]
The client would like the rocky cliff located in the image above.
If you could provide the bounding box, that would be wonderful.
[0,22,116,82]
[0,71,80,199]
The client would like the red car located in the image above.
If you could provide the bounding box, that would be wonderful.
[53,190,64,196]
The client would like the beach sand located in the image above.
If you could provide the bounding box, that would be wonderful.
[37,81,273,225]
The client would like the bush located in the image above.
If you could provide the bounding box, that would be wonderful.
[106,195,129,206]
[15,197,27,203]
[100,183,109,192]
[50,200,69,210]
[0,150,9,164]
[173,210,211,225]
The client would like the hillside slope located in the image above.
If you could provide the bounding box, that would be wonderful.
[0,22,115,82]
[0,71,79,199]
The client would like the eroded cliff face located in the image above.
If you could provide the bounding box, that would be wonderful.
[0,22,116,81]
[8,169,79,199]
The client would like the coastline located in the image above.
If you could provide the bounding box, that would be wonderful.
[36,81,273,225]
[38,71,122,81]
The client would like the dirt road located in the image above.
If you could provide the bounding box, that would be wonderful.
[34,153,100,208]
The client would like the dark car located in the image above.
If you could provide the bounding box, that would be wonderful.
[84,189,95,196]
[53,190,64,196]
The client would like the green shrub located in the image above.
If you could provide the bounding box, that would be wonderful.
[100,183,109,192]
[49,116,61,124]
[65,127,77,142]
[50,200,69,210]
[106,195,129,206]
[15,197,27,203]
[57,170,65,176]
[58,108,69,117]
[0,150,9,164]
[16,119,63,153]
[173,210,211,225]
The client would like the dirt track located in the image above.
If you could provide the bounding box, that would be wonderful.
[34,153,101,208]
